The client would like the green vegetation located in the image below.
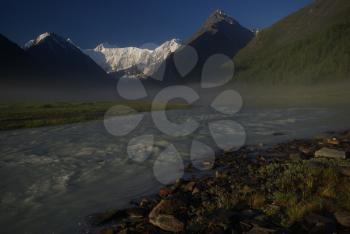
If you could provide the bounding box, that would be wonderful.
[0,101,189,131]
[234,0,350,83]
[258,160,345,226]
[206,158,350,228]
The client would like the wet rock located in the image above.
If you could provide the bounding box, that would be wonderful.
[149,214,184,232]
[314,147,346,159]
[335,210,350,227]
[149,200,184,232]
[149,200,171,219]
[126,207,146,219]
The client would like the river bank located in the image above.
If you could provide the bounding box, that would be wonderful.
[84,130,350,234]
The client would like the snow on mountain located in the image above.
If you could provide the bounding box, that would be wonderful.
[24,32,78,51]
[84,39,182,76]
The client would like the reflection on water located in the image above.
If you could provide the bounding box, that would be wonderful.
[0,107,350,233]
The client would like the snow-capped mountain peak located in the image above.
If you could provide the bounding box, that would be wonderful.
[207,9,237,25]
[24,32,78,51]
[84,39,183,77]
[36,32,51,43]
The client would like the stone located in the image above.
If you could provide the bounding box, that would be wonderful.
[159,188,173,198]
[126,207,146,219]
[149,214,184,232]
[325,138,340,145]
[139,198,151,208]
[184,181,196,192]
[149,200,171,219]
[149,200,184,232]
[314,147,346,160]
[192,187,200,195]
[335,210,350,227]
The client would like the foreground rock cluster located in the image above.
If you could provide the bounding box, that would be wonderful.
[84,131,350,233]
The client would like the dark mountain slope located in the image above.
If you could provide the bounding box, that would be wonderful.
[25,32,108,81]
[0,34,33,77]
[188,10,254,62]
[152,10,254,84]
[234,0,350,83]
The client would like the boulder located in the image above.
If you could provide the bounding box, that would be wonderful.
[150,214,184,232]
[184,181,196,192]
[149,200,184,232]
[314,148,346,160]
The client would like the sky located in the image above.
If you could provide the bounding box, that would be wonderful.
[0,0,311,49]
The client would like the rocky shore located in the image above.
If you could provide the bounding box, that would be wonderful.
[84,131,350,234]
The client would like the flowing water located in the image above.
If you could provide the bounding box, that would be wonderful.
[1,106,350,233]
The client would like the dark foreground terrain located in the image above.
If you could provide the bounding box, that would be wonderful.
[84,131,350,233]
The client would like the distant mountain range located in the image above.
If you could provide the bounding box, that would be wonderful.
[84,39,182,78]
[1,0,349,92]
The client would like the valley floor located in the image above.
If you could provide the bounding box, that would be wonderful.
[0,101,188,131]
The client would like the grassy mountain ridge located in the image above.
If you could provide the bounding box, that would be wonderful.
[234,0,350,83]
